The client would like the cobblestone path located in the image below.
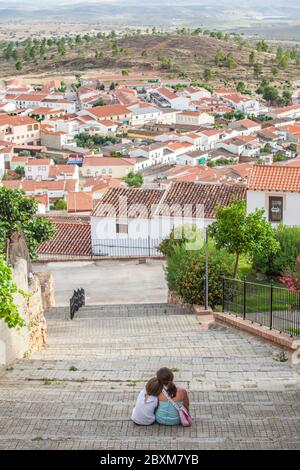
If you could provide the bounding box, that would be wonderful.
[0,304,299,450]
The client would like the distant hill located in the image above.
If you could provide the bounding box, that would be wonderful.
[0,1,300,38]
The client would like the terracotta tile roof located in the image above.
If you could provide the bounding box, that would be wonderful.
[157,87,177,100]
[37,222,91,256]
[0,115,38,127]
[92,187,165,218]
[16,93,48,101]
[48,165,77,178]
[248,165,300,192]
[1,180,22,189]
[88,104,131,119]
[237,119,261,129]
[25,158,51,166]
[158,182,246,218]
[67,192,93,213]
[83,157,134,167]
[272,104,300,116]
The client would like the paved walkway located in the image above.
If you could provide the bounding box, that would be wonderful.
[0,304,299,450]
[33,260,167,306]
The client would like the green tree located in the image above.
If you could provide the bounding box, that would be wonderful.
[0,187,56,260]
[203,68,212,81]
[15,60,23,71]
[52,199,67,211]
[249,50,256,66]
[208,199,279,278]
[122,172,143,188]
[0,257,26,328]
[14,166,25,178]
[214,49,225,66]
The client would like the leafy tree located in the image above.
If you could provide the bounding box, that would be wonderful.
[253,225,300,277]
[15,60,23,71]
[225,53,237,69]
[0,256,26,329]
[0,187,56,260]
[203,68,212,81]
[260,143,272,154]
[122,171,143,188]
[256,39,268,52]
[249,50,256,65]
[253,62,263,77]
[214,49,225,66]
[15,166,25,178]
[208,199,279,278]
[52,199,67,211]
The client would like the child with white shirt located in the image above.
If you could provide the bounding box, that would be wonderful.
[131,377,161,425]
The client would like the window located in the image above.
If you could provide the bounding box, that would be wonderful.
[102,169,106,174]
[269,196,283,223]
[116,223,128,234]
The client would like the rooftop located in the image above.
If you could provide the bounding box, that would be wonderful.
[248,165,300,192]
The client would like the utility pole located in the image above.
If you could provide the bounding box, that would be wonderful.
[205,227,209,310]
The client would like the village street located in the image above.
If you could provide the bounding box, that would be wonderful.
[0,300,299,450]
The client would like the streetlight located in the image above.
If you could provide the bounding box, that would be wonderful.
[205,226,209,311]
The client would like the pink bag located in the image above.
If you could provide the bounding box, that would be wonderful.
[178,406,193,427]
[162,388,192,427]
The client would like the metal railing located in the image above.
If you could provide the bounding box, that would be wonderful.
[92,238,163,258]
[221,276,300,337]
[70,288,85,320]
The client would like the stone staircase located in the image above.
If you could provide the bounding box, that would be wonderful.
[0,303,299,450]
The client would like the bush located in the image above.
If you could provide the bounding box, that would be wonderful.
[159,225,202,257]
[253,224,300,276]
[164,240,234,308]
[0,256,26,328]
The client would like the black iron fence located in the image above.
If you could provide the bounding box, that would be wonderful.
[92,238,163,258]
[70,288,85,320]
[222,276,300,337]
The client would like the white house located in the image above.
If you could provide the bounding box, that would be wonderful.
[0,152,4,179]
[230,119,262,136]
[176,111,214,127]
[150,87,190,110]
[25,158,54,180]
[158,109,181,125]
[182,86,211,101]
[91,182,246,256]
[176,150,208,166]
[247,165,300,226]
[216,136,261,157]
[129,104,161,126]
[198,129,222,150]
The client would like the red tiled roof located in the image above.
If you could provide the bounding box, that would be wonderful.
[25,158,51,166]
[92,187,165,218]
[88,104,131,119]
[67,192,93,213]
[158,182,246,218]
[48,165,77,178]
[37,222,91,256]
[83,157,134,167]
[248,165,300,192]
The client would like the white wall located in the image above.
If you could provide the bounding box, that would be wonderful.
[247,190,300,226]
[0,260,29,365]
[0,153,4,179]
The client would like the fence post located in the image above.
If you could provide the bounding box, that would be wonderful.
[270,280,273,330]
[221,275,225,312]
[243,277,247,320]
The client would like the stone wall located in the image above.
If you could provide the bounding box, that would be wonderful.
[0,259,55,366]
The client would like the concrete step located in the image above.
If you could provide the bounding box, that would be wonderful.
[46,303,193,319]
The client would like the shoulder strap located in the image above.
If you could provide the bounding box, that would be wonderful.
[162,388,180,411]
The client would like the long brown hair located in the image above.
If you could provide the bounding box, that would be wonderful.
[145,377,161,397]
[156,367,177,398]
